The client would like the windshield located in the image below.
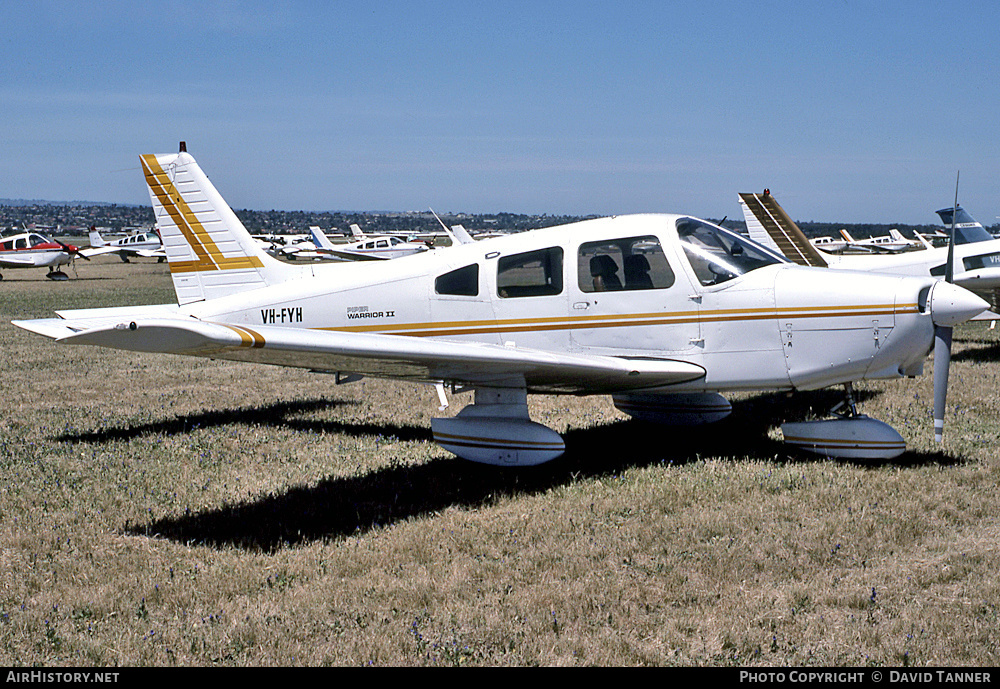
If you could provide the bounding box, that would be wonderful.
[676,217,785,286]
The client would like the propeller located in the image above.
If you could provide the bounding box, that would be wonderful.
[933,172,961,442]
[56,239,90,261]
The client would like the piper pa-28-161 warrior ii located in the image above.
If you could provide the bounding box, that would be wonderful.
[12,146,989,464]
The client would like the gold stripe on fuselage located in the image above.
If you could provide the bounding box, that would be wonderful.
[317,303,920,339]
[140,154,264,274]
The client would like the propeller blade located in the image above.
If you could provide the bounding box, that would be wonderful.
[57,240,90,261]
[933,324,952,443]
[933,171,962,443]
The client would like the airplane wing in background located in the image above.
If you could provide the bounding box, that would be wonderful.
[314,248,390,261]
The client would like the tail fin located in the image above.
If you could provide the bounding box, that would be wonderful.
[936,206,993,245]
[349,223,365,239]
[738,191,828,267]
[88,227,105,247]
[450,224,475,245]
[839,229,856,243]
[309,225,336,251]
[140,148,304,305]
[890,229,905,241]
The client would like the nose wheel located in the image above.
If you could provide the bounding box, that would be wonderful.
[780,382,905,460]
[830,383,859,418]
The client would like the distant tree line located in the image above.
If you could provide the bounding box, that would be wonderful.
[0,203,991,239]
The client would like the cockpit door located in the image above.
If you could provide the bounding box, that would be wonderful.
[569,234,702,354]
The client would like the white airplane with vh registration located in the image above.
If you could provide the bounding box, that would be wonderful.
[88,226,166,262]
[0,229,103,280]
[11,147,989,464]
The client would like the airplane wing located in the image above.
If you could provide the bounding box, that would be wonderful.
[738,192,829,268]
[134,249,167,259]
[0,255,42,267]
[78,246,121,258]
[12,315,706,394]
[315,248,389,261]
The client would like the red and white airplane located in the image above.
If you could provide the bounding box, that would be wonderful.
[0,229,103,280]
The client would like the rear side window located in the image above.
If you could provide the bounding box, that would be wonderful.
[497,247,563,298]
[435,264,479,296]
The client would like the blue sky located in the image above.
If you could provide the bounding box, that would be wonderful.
[2,1,998,224]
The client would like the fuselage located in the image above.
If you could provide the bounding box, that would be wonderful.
[828,236,1000,295]
[178,214,941,395]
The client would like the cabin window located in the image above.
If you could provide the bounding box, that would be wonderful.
[578,235,675,293]
[677,217,783,286]
[435,264,479,296]
[497,247,563,298]
[964,252,1000,271]
[0,240,11,251]
[15,237,27,250]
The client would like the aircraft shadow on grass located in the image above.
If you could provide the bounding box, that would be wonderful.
[98,388,960,552]
[952,333,1000,364]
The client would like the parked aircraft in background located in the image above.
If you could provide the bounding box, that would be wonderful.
[0,230,105,280]
[308,225,432,261]
[88,227,166,262]
[836,228,925,253]
[739,191,1000,315]
[12,148,988,466]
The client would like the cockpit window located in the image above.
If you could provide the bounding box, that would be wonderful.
[676,217,784,286]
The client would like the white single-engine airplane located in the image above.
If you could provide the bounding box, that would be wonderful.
[88,226,166,262]
[306,224,432,261]
[12,147,989,464]
[836,228,925,253]
[0,229,101,280]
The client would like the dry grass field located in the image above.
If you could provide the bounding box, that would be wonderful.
[1,255,999,666]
